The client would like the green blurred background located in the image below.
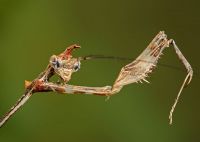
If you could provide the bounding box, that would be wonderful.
[0,0,199,141]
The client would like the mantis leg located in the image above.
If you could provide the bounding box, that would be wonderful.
[168,40,193,124]
[40,82,113,96]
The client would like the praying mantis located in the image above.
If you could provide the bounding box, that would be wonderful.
[0,31,193,127]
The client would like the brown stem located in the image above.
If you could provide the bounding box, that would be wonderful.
[0,62,54,128]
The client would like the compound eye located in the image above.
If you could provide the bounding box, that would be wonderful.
[55,60,60,68]
[73,61,81,72]
[50,55,61,69]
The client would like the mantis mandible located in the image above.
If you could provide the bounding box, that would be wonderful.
[0,31,193,127]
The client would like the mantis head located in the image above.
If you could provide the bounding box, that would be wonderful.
[49,44,81,83]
